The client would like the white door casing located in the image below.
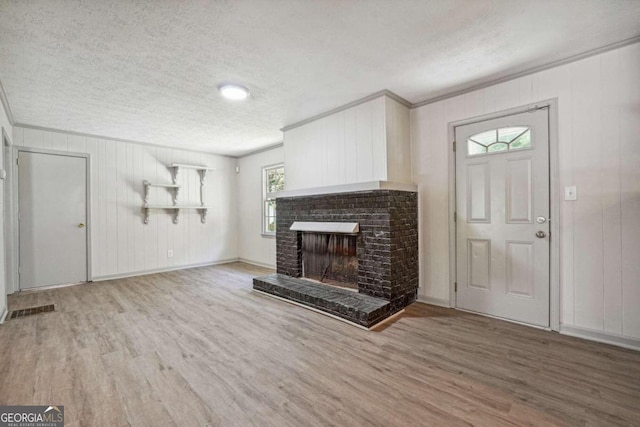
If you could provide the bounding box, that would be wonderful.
[455,108,550,327]
[18,151,88,289]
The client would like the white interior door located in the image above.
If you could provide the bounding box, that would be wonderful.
[455,109,550,327]
[18,151,88,289]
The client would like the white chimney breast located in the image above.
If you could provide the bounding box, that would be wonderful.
[283,95,412,191]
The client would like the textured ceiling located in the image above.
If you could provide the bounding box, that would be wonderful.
[0,0,639,155]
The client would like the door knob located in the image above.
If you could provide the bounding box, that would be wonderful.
[536,231,546,238]
[78,223,85,228]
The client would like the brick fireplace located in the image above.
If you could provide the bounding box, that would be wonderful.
[253,184,418,328]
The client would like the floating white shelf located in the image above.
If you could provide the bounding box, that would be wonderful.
[145,183,181,188]
[144,205,210,209]
[169,163,216,171]
[169,163,216,185]
[143,205,211,224]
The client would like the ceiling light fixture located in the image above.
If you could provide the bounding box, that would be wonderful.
[218,83,250,100]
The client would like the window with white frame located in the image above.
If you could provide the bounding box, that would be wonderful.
[263,164,285,234]
[467,126,532,156]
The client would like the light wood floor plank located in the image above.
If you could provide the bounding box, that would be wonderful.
[1,262,639,426]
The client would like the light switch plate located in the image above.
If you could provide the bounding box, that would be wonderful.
[564,186,577,201]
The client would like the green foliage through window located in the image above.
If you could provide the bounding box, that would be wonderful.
[266,167,285,193]
[263,165,284,234]
[467,127,531,156]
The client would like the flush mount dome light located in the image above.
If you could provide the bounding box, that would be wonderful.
[218,83,250,100]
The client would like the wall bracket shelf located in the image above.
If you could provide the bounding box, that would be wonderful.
[143,163,214,224]
[169,163,216,185]
[143,205,210,224]
[143,180,181,205]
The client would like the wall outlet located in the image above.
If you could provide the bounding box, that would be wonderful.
[167,250,174,258]
[564,186,577,201]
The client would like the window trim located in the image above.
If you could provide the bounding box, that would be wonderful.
[262,163,284,236]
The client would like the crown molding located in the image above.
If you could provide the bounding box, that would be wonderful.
[0,79,15,125]
[411,35,640,109]
[236,142,284,159]
[279,36,640,134]
[2,127,12,146]
[382,89,412,108]
[12,122,238,158]
[280,89,411,133]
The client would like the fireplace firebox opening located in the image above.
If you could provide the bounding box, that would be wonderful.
[301,232,358,290]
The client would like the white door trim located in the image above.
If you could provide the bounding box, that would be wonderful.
[447,99,560,331]
[2,127,17,296]
[14,147,92,288]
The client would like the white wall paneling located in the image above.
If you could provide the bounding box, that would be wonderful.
[236,146,284,268]
[411,42,640,340]
[284,95,411,191]
[619,44,640,339]
[11,126,238,283]
[571,55,604,331]
[385,96,412,184]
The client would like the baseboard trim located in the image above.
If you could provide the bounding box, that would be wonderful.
[19,281,87,293]
[416,295,451,308]
[92,259,239,282]
[0,306,7,324]
[560,324,640,352]
[237,258,276,270]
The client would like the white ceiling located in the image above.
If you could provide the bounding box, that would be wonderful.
[0,0,639,156]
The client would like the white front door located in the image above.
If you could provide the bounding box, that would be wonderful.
[455,108,550,327]
[18,151,88,289]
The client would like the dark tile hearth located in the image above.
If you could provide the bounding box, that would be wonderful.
[253,273,393,327]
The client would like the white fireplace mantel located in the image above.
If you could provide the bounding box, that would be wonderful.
[269,180,417,199]
[290,222,359,234]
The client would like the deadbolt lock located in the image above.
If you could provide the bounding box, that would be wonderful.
[536,231,546,238]
[78,223,85,228]
[536,216,547,224]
